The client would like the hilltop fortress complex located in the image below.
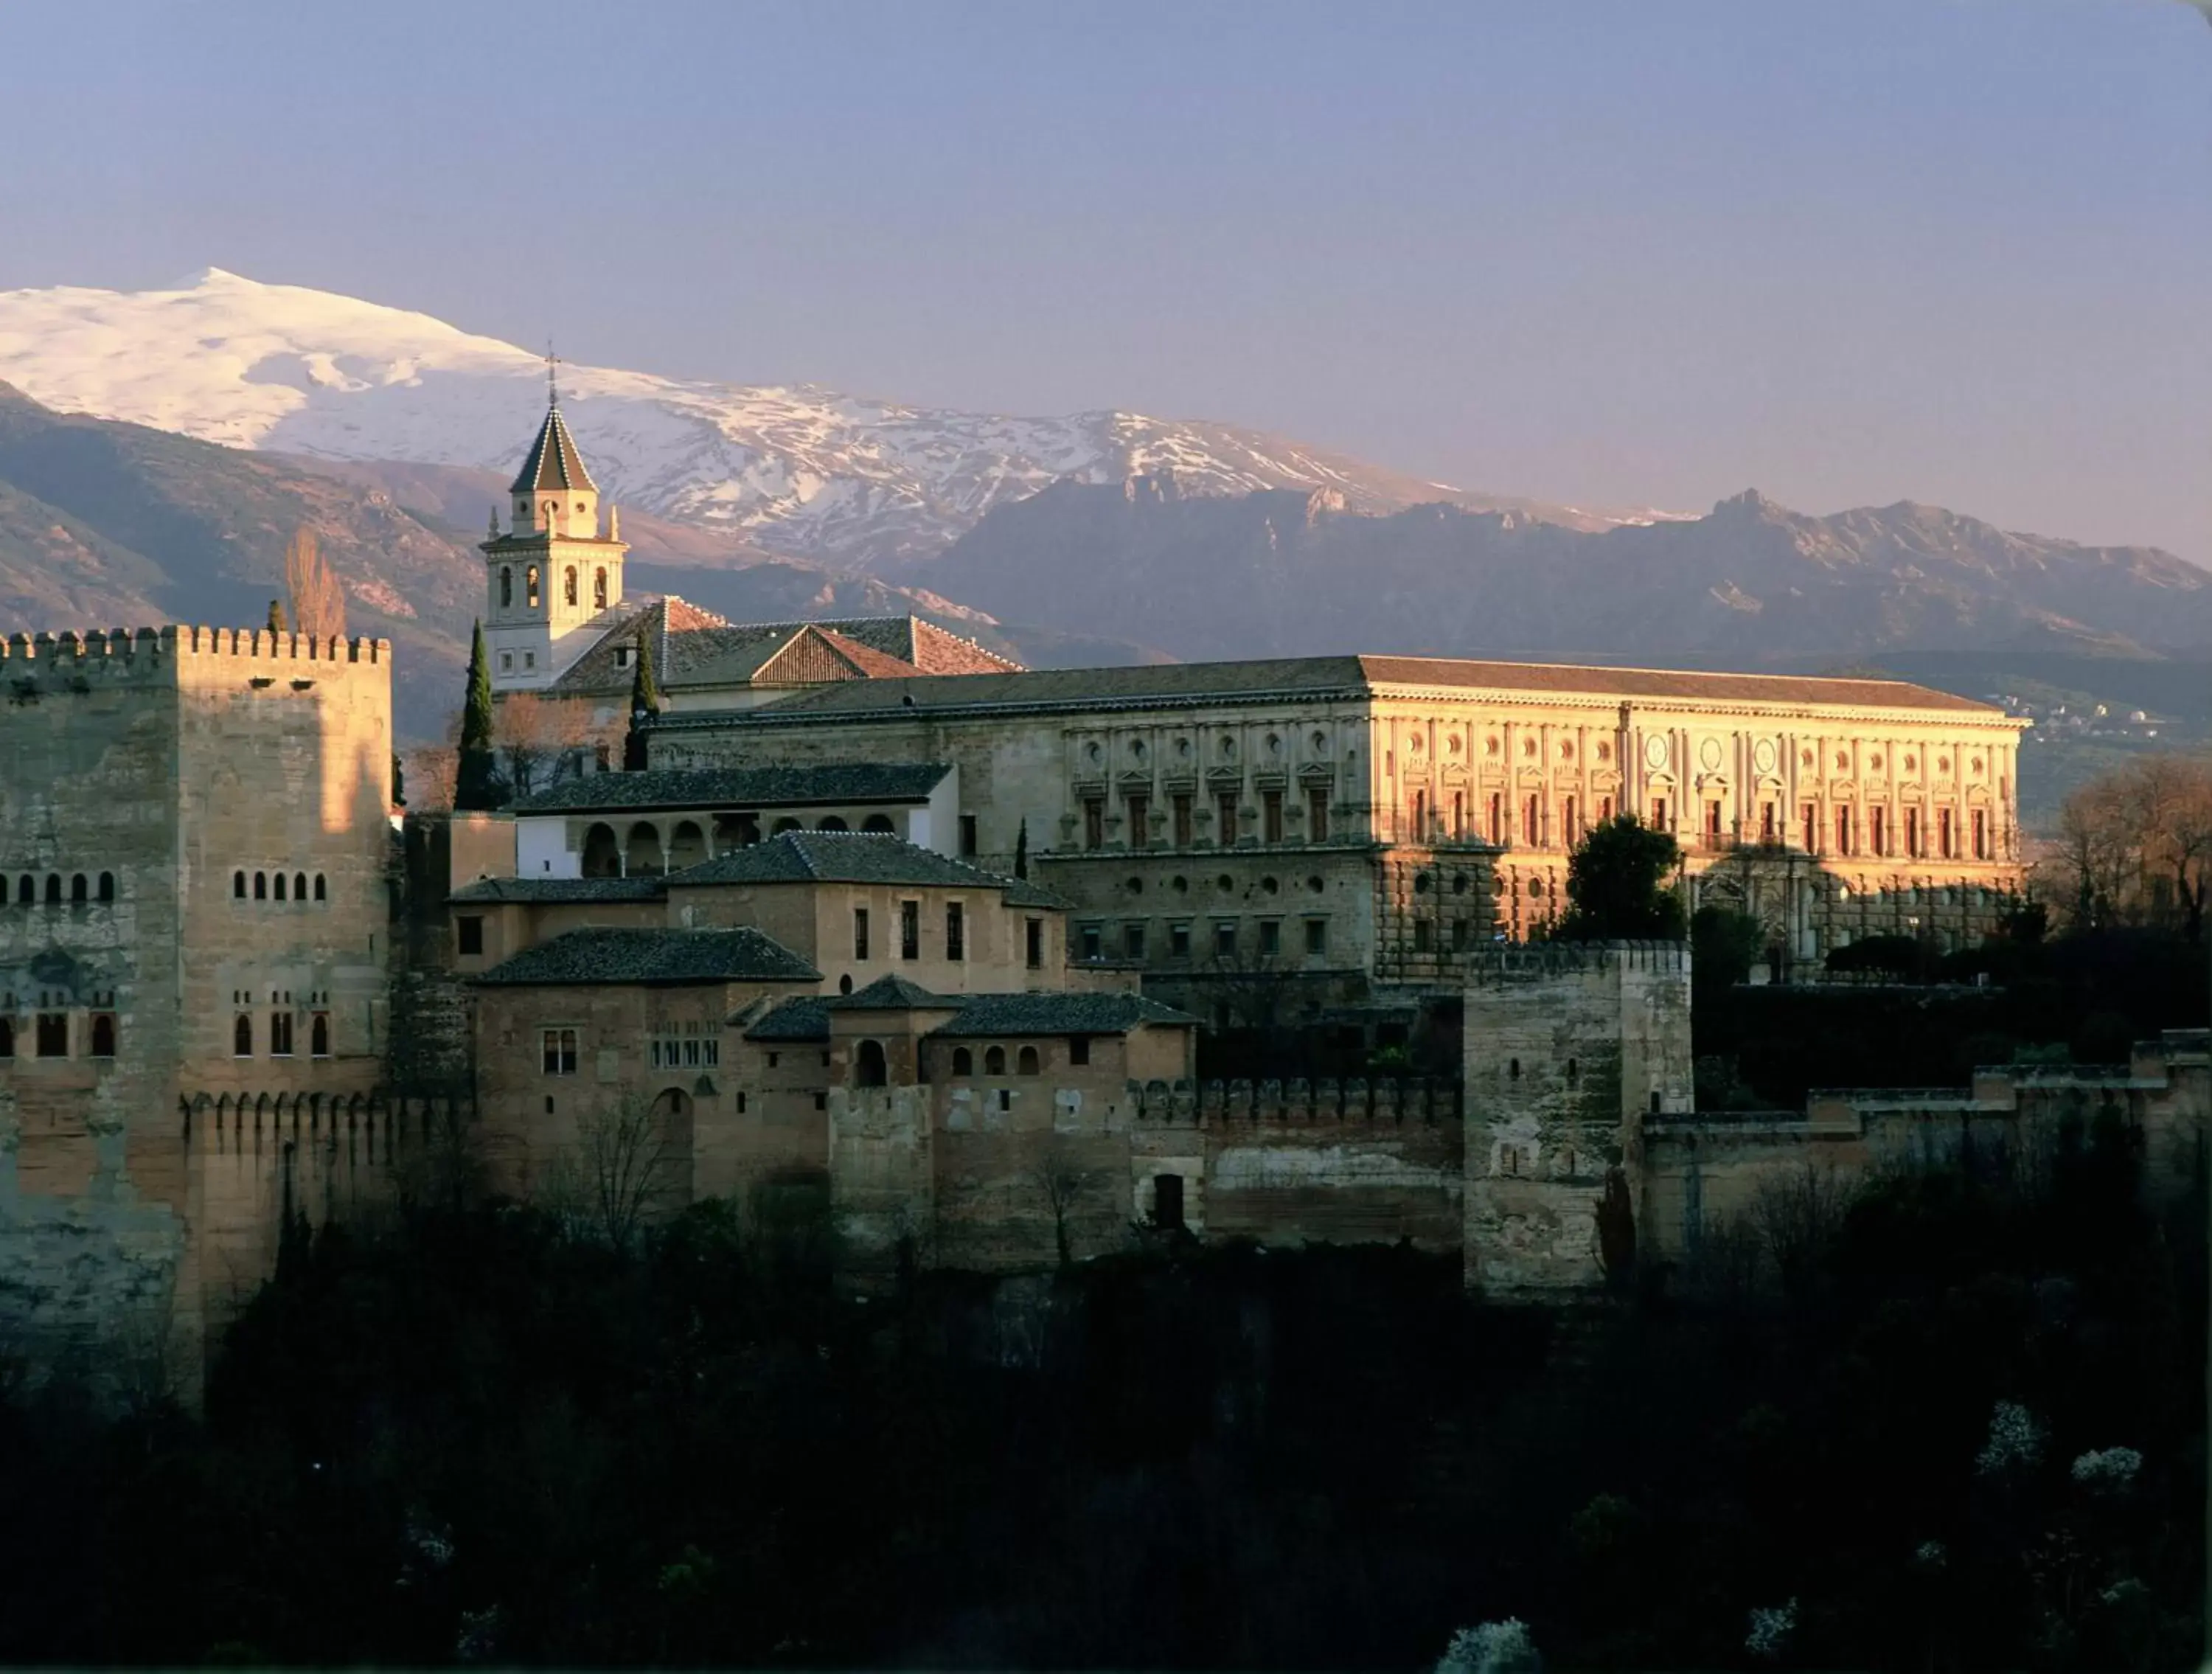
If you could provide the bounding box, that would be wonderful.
[0,397,2199,1397]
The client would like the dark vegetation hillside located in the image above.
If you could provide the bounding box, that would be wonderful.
[0,1118,2195,1671]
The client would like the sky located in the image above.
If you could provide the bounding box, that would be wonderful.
[0,0,2205,558]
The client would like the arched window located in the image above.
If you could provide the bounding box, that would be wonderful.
[0,1018,13,1057]
[232,871,246,900]
[771,818,803,836]
[90,1014,116,1057]
[97,872,114,903]
[499,566,513,608]
[668,821,707,871]
[1017,1044,1040,1077]
[594,567,608,609]
[254,872,267,900]
[526,565,540,608]
[984,1044,1006,1075]
[15,876,30,906]
[563,566,578,606]
[44,875,60,906]
[581,823,622,878]
[856,1039,888,1088]
[313,874,327,901]
[69,874,86,904]
[626,822,664,876]
[233,1015,252,1057]
[816,816,848,833]
[861,814,896,834]
[294,872,307,901]
[273,873,287,901]
[310,1013,330,1057]
[951,1046,973,1077]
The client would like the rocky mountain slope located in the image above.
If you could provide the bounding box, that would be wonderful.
[916,476,2212,664]
[0,384,1129,738]
[0,269,1662,569]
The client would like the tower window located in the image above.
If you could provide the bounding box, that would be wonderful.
[271,1012,295,1057]
[563,567,578,606]
[594,567,608,609]
[254,872,267,900]
[36,1014,68,1057]
[499,566,513,608]
[500,652,514,673]
[97,872,114,903]
[233,1015,253,1057]
[90,1014,116,1058]
[526,566,540,608]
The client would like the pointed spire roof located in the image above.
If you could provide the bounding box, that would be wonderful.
[509,400,598,495]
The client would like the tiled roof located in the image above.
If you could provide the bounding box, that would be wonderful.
[448,877,667,905]
[547,607,1020,698]
[512,763,951,815]
[668,830,1035,895]
[660,653,2003,724]
[509,403,599,494]
[745,996,831,1042]
[827,973,957,1010]
[743,986,1196,1044]
[471,926,819,987]
[929,992,1200,1038]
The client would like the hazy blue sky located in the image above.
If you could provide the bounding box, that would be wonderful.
[1,1,2205,557]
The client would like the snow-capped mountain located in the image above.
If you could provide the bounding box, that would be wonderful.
[0,268,1659,569]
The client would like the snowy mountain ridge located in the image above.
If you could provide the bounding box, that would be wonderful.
[0,268,1666,569]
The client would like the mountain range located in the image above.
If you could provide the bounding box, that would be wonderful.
[0,269,2206,816]
[0,269,1672,569]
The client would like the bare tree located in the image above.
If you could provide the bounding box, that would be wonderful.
[1747,1159,1854,1297]
[543,1094,679,1252]
[495,692,608,799]
[404,745,460,811]
[2047,753,2212,938]
[285,527,348,642]
[1034,1145,1095,1268]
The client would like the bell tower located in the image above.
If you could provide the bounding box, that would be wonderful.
[481,360,628,692]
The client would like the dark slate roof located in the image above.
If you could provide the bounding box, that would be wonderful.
[471,927,818,987]
[509,403,598,494]
[827,973,957,1011]
[745,996,831,1042]
[667,830,1037,895]
[652,653,2003,726]
[548,605,1021,698]
[448,877,666,905]
[512,763,951,815]
[929,992,1200,1038]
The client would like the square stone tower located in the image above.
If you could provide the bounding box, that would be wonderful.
[1461,941,1692,1296]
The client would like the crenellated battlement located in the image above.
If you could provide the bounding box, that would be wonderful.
[1125,1074,1462,1126]
[0,625,392,689]
[1470,940,1689,984]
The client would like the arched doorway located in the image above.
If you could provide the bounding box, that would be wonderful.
[856,1039,888,1088]
[668,821,707,872]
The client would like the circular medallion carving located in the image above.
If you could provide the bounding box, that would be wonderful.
[1644,734,1669,770]
[1698,737,1722,771]
[1752,738,1778,775]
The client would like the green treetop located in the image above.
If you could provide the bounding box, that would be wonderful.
[456,619,504,810]
[1555,815,1686,941]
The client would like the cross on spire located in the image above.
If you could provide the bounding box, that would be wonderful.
[545,341,561,406]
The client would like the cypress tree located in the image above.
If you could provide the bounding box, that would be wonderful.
[1013,817,1029,879]
[623,629,661,771]
[266,598,288,634]
[456,620,502,810]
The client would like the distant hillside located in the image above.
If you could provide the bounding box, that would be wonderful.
[917,477,2212,663]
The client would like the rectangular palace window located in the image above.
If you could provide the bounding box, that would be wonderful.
[1262,790,1283,844]
[1127,793,1150,850]
[1307,787,1329,842]
[945,901,964,961]
[1173,793,1194,847]
[900,899,919,961]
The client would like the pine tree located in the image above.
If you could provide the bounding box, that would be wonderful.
[266,598,288,634]
[622,629,661,772]
[456,620,503,810]
[1013,817,1029,879]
